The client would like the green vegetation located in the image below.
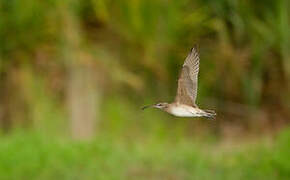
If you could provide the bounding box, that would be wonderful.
[0,129,290,179]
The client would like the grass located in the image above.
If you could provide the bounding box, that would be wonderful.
[0,129,289,180]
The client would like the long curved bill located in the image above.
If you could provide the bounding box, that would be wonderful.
[141,105,154,110]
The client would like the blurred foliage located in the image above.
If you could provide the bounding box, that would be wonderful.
[0,0,289,138]
[0,0,290,178]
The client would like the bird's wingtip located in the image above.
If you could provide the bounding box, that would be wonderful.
[191,44,198,52]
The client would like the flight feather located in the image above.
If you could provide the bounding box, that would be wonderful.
[175,47,200,106]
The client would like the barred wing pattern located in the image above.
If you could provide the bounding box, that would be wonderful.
[175,47,200,107]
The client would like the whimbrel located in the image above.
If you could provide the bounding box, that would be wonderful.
[142,46,216,119]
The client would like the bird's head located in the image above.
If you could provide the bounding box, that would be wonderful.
[142,102,169,110]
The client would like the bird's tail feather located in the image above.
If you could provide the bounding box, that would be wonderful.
[203,109,216,120]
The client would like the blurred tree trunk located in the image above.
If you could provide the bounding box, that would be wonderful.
[0,65,10,131]
[0,73,13,131]
[67,64,98,140]
[0,65,29,131]
[61,3,99,140]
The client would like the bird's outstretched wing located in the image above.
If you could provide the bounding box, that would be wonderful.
[175,46,200,107]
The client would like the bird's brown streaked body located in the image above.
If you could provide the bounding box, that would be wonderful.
[142,46,216,119]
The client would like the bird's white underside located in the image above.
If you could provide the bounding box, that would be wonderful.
[169,105,203,117]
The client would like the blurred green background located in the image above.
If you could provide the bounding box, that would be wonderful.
[0,0,290,179]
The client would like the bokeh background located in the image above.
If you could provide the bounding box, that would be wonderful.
[0,0,290,179]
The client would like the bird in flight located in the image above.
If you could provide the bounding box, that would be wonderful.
[142,46,216,119]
